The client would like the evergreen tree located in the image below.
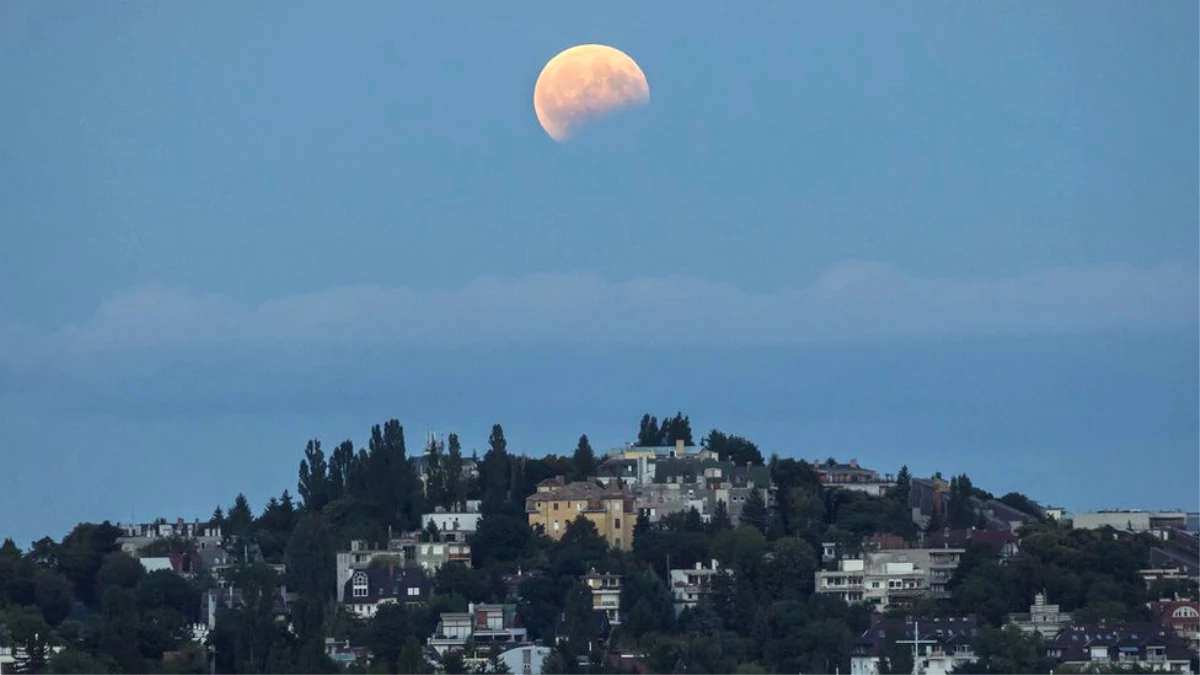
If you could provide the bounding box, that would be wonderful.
[297,439,329,513]
[709,499,732,534]
[740,488,769,533]
[480,424,511,516]
[637,414,661,447]
[571,434,597,481]
[446,433,466,510]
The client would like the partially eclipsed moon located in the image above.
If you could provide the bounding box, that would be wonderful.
[533,44,650,143]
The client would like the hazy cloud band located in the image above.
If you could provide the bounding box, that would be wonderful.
[3,260,1196,370]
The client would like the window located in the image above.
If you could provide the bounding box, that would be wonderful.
[407,586,420,597]
[553,521,561,531]
[553,503,559,511]
[352,573,369,598]
[614,518,621,529]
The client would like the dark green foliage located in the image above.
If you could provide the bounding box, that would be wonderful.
[740,488,769,533]
[702,429,762,465]
[571,434,598,481]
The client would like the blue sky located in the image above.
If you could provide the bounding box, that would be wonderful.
[1,2,1196,546]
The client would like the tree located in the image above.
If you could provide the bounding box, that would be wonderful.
[702,430,762,466]
[563,581,597,657]
[708,499,732,534]
[740,488,769,533]
[285,513,336,601]
[571,434,598,481]
[227,494,255,542]
[480,424,512,516]
[446,433,467,510]
[637,414,661,447]
[298,439,330,513]
[946,475,980,530]
[659,412,695,446]
[398,636,428,674]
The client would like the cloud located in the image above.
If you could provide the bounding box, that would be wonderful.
[6,260,1197,369]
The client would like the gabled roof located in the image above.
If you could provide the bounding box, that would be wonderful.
[1047,621,1193,662]
[854,616,979,657]
[342,566,434,605]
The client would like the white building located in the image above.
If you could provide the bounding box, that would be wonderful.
[669,560,726,617]
[421,507,483,542]
[816,548,963,611]
[495,645,554,675]
[1007,592,1072,639]
[583,569,622,626]
[428,603,527,658]
[1071,510,1188,533]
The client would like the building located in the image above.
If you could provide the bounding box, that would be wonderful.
[1148,600,1200,651]
[341,566,434,618]
[427,603,527,658]
[669,560,726,617]
[1044,621,1194,673]
[496,645,554,675]
[851,615,979,675]
[336,537,471,594]
[922,528,1020,560]
[1007,592,1073,639]
[420,505,482,543]
[117,518,223,555]
[526,478,636,551]
[908,477,950,531]
[816,548,963,611]
[1071,510,1190,533]
[605,439,713,462]
[1150,529,1200,581]
[811,459,898,498]
[583,569,622,626]
[324,639,368,668]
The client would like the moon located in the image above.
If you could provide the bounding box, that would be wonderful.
[533,44,650,143]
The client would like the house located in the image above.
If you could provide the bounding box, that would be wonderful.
[526,478,636,550]
[850,615,979,675]
[669,560,727,617]
[1148,600,1200,651]
[583,569,622,626]
[1071,510,1189,534]
[976,498,1040,533]
[1150,529,1200,581]
[908,477,950,530]
[1044,621,1193,673]
[923,527,1020,560]
[336,537,471,594]
[341,566,434,618]
[324,638,368,668]
[428,603,527,658]
[421,505,482,543]
[606,439,712,462]
[816,548,963,611]
[1007,592,1073,639]
[812,458,898,498]
[117,517,223,555]
[495,644,554,675]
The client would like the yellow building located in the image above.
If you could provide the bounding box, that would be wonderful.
[526,477,637,551]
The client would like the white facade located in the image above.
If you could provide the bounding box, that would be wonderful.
[421,511,482,541]
[816,549,963,611]
[496,645,554,675]
[1071,510,1188,533]
[669,560,725,616]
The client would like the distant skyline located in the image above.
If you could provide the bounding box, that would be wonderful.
[1,2,1196,546]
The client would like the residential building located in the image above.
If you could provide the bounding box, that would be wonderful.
[1071,510,1189,533]
[669,560,726,617]
[816,548,963,611]
[420,505,482,543]
[908,477,950,530]
[1044,621,1193,673]
[335,537,471,594]
[526,478,636,551]
[922,528,1020,560]
[117,518,223,555]
[427,603,527,658]
[605,440,713,462]
[1150,529,1200,581]
[1007,592,1073,639]
[341,566,434,618]
[811,458,898,498]
[583,569,622,626]
[496,645,554,675]
[851,615,979,675]
[1148,600,1200,651]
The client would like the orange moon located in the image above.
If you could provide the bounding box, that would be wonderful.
[533,44,650,143]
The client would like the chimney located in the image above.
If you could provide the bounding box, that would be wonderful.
[694,562,702,570]
[676,439,684,453]
[711,558,719,570]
